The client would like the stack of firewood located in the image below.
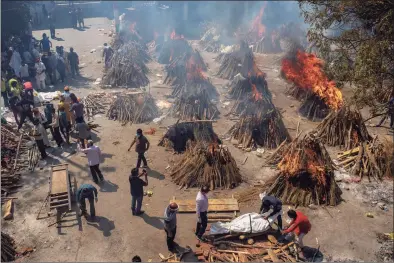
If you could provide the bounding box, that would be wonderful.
[102,41,150,88]
[336,138,393,180]
[158,38,193,64]
[199,21,222,53]
[267,134,342,206]
[82,92,114,121]
[158,121,219,153]
[1,232,17,262]
[315,105,372,150]
[169,143,242,190]
[107,92,159,125]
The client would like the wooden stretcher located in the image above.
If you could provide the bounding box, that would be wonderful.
[48,164,74,212]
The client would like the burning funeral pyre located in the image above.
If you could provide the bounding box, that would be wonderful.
[169,143,242,190]
[158,121,220,153]
[315,105,372,150]
[216,41,262,80]
[228,74,270,101]
[164,50,207,87]
[281,50,343,121]
[336,138,393,180]
[102,41,150,88]
[107,92,159,125]
[266,134,342,206]
[158,30,193,64]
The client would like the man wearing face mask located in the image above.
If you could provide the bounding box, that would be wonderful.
[128,128,150,168]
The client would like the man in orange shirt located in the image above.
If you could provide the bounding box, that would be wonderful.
[282,209,311,248]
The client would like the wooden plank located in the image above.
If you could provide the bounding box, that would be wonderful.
[51,169,68,194]
[50,199,69,205]
[49,203,69,209]
[50,193,68,199]
[171,199,239,205]
[267,249,281,262]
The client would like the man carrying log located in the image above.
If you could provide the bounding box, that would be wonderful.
[281,209,311,249]
[128,129,150,169]
[129,168,148,216]
[260,195,283,230]
[163,202,179,252]
[195,186,210,242]
[76,183,98,219]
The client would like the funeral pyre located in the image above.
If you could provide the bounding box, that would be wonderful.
[102,41,150,88]
[199,22,222,53]
[336,138,393,180]
[1,124,39,198]
[158,30,193,64]
[315,105,372,150]
[227,74,270,101]
[82,92,114,121]
[2,232,17,262]
[216,41,263,80]
[107,92,159,125]
[266,134,342,206]
[169,143,242,190]
[281,50,343,121]
[164,50,207,87]
[226,73,290,150]
[158,121,220,153]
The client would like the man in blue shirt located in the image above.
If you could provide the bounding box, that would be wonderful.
[76,184,98,218]
[40,33,52,54]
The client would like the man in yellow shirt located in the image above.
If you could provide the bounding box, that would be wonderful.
[1,76,9,108]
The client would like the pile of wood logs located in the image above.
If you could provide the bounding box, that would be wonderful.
[265,140,290,165]
[169,143,242,189]
[228,74,271,104]
[1,232,17,262]
[158,39,193,64]
[315,105,371,150]
[158,121,219,153]
[336,138,393,180]
[102,41,150,88]
[1,124,36,197]
[195,234,300,262]
[82,92,114,121]
[107,92,159,125]
[299,93,331,121]
[227,108,290,150]
[267,134,342,206]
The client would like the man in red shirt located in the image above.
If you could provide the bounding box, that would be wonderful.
[282,209,311,248]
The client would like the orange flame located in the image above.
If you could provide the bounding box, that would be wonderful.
[281,50,343,110]
[170,29,184,40]
[251,83,263,101]
[250,3,267,39]
[186,55,206,81]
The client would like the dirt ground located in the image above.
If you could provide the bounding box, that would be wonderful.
[2,17,393,262]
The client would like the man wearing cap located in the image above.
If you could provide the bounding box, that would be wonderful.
[128,129,150,169]
[23,82,34,102]
[129,168,148,216]
[79,140,104,184]
[163,202,179,252]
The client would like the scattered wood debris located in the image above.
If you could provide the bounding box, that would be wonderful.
[83,92,114,120]
[1,232,17,262]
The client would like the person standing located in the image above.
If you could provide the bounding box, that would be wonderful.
[77,8,84,28]
[50,107,63,147]
[163,203,179,252]
[33,108,50,147]
[48,12,56,39]
[76,184,98,218]
[129,168,148,216]
[40,33,52,54]
[75,120,90,148]
[67,47,79,77]
[8,92,20,126]
[58,105,70,144]
[44,102,55,139]
[102,43,114,69]
[47,51,57,84]
[1,77,9,108]
[56,51,66,83]
[32,122,48,159]
[16,91,35,130]
[195,186,210,242]
[79,140,104,184]
[23,81,34,102]
[127,129,150,168]
[260,195,283,230]
[20,63,30,81]
[70,93,84,123]
[58,94,72,128]
[34,58,46,90]
[281,209,311,249]
[9,48,22,77]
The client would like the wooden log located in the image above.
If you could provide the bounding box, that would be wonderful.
[2,200,13,220]
[217,250,251,255]
[267,249,281,262]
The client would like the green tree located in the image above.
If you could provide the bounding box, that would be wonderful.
[299,0,394,113]
[1,1,31,40]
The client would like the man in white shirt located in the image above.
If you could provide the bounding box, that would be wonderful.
[195,185,210,242]
[34,58,46,90]
[79,140,104,184]
[20,63,30,81]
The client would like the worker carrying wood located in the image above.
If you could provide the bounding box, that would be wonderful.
[260,195,283,230]
[76,184,98,219]
[195,185,210,242]
[163,202,179,252]
[281,209,311,249]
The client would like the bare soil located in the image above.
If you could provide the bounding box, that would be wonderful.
[2,17,393,262]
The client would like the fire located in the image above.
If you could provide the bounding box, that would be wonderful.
[170,29,184,40]
[250,2,267,39]
[186,55,206,80]
[281,50,343,110]
[251,83,263,101]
